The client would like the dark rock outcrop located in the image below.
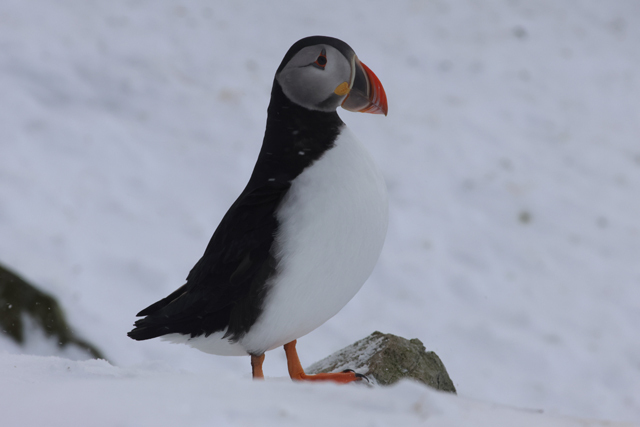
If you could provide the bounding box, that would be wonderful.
[0,262,104,359]
[307,331,456,392]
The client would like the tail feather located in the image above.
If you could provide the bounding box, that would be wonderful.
[127,290,233,341]
[128,284,189,341]
[127,318,176,341]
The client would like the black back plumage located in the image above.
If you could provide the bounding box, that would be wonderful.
[127,80,344,342]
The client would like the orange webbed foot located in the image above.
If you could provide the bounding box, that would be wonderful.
[283,340,367,384]
[290,369,367,384]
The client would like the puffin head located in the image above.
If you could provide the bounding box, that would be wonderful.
[275,36,388,116]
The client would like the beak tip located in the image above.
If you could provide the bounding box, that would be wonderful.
[378,99,388,116]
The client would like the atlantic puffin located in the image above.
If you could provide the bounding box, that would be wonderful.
[128,36,388,383]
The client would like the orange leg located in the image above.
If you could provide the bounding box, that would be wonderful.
[283,340,364,384]
[251,354,265,379]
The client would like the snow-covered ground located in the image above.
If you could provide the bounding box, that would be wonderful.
[1,0,639,425]
[2,353,633,427]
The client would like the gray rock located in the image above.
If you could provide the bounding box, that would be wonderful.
[307,331,456,393]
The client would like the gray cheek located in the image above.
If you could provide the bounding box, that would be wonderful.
[317,93,344,110]
[278,73,322,109]
[276,62,345,112]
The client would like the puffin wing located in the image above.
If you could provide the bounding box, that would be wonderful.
[128,181,290,341]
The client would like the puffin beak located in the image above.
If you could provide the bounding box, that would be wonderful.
[341,57,388,116]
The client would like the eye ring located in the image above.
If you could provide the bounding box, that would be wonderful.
[312,49,327,69]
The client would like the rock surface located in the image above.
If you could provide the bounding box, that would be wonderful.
[0,262,104,359]
[307,331,456,393]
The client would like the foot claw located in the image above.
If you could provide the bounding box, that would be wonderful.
[341,369,370,383]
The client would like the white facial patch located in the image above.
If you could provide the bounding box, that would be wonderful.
[276,45,352,112]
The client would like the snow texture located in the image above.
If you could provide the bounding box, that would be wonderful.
[0,353,633,427]
[1,0,639,425]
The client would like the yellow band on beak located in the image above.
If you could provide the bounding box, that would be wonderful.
[334,81,350,96]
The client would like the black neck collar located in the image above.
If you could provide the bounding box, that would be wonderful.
[247,81,344,188]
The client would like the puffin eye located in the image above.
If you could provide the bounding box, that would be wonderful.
[312,49,328,69]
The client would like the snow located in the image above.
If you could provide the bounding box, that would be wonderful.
[1,0,639,425]
[0,353,631,427]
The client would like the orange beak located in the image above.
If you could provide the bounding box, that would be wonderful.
[341,58,388,116]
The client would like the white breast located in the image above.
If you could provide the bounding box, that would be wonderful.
[239,126,388,355]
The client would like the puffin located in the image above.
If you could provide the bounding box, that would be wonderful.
[128,36,388,383]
